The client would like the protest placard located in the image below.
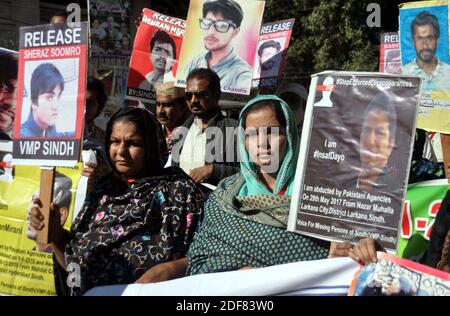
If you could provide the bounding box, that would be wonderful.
[0,48,19,141]
[252,19,295,89]
[176,0,265,95]
[399,0,450,133]
[125,9,185,103]
[349,252,450,296]
[11,23,88,167]
[0,144,85,296]
[287,71,422,251]
[380,32,401,75]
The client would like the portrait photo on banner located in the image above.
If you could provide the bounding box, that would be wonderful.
[176,0,265,95]
[126,8,185,103]
[20,59,79,138]
[400,4,450,90]
[399,1,450,133]
[289,72,422,251]
[253,38,287,80]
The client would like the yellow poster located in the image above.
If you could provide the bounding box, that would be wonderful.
[0,144,85,296]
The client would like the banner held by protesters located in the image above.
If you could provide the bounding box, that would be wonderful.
[126,8,185,104]
[288,71,422,251]
[0,145,85,296]
[175,0,265,95]
[252,18,295,89]
[12,22,88,167]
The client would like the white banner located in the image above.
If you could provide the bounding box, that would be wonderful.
[85,257,360,296]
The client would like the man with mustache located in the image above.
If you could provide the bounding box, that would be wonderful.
[0,50,18,140]
[139,30,177,93]
[156,81,190,157]
[181,0,252,91]
[171,68,239,185]
[403,11,450,89]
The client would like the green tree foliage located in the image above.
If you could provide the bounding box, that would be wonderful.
[262,0,404,83]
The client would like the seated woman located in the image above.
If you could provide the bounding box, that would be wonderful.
[187,95,352,274]
[352,188,450,273]
[29,107,203,295]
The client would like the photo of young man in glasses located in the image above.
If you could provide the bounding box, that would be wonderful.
[180,0,253,92]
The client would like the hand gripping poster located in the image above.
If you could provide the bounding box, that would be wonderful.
[399,0,450,133]
[175,0,265,95]
[126,9,186,103]
[379,32,401,75]
[251,19,295,89]
[0,143,86,296]
[12,23,88,167]
[287,71,422,251]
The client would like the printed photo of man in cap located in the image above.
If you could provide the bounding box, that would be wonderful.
[181,0,252,91]
[255,40,282,79]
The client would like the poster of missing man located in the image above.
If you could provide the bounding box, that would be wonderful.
[380,32,401,75]
[12,23,88,167]
[125,9,185,103]
[252,19,295,89]
[399,0,450,133]
[287,71,422,251]
[175,0,265,95]
[0,145,85,295]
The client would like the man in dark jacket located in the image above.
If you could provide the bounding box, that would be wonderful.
[172,68,239,186]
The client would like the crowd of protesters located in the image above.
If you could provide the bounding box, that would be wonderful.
[0,6,445,296]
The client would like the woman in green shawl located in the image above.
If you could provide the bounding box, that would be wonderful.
[187,95,351,274]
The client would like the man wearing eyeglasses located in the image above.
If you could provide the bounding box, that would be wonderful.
[403,11,450,90]
[171,68,239,186]
[0,50,18,140]
[181,0,252,92]
[156,81,190,159]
